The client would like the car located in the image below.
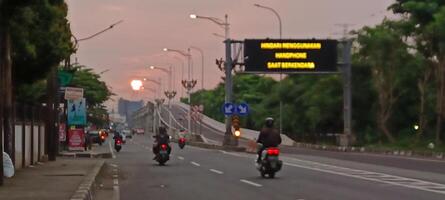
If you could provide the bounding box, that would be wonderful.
[87,131,103,145]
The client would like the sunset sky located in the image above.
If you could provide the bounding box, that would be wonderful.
[66,0,395,109]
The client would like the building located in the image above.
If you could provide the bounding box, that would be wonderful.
[117,98,144,127]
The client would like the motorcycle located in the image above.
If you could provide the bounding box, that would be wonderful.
[156,143,170,165]
[257,146,283,178]
[178,137,186,149]
[114,137,122,152]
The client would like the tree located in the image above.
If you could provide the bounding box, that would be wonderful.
[70,66,113,107]
[355,19,414,143]
[390,0,445,143]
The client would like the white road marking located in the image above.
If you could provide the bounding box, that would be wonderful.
[220,150,445,195]
[109,141,116,159]
[210,169,224,174]
[191,161,201,167]
[283,162,445,195]
[240,179,262,187]
[112,164,120,200]
[178,156,184,160]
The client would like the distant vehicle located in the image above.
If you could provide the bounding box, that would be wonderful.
[88,131,103,145]
[123,129,132,139]
[134,128,145,135]
[114,136,123,152]
[120,132,127,144]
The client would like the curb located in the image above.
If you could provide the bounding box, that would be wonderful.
[59,152,113,159]
[70,160,105,200]
[293,142,445,160]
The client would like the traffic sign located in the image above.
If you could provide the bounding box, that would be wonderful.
[244,39,338,73]
[236,103,249,116]
[222,103,236,115]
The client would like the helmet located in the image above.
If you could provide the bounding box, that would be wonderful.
[265,117,274,128]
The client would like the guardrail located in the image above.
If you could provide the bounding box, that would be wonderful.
[174,102,295,146]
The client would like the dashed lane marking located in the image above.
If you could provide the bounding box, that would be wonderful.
[191,161,201,167]
[240,179,262,187]
[210,169,224,174]
[178,156,185,160]
[220,151,445,195]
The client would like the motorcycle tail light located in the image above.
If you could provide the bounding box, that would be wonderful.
[117,140,122,144]
[161,144,168,150]
[267,148,280,156]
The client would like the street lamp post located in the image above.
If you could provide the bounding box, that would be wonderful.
[190,13,235,146]
[149,65,177,128]
[163,48,196,136]
[254,4,284,136]
[190,46,204,91]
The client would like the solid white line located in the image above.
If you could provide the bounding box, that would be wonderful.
[178,156,184,160]
[219,149,445,195]
[113,179,119,185]
[210,169,224,174]
[191,161,201,167]
[109,164,118,168]
[109,141,116,159]
[283,162,445,195]
[240,179,262,187]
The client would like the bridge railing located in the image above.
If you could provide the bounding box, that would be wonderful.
[174,102,295,146]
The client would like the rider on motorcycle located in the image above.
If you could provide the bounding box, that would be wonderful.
[256,117,282,163]
[153,126,171,159]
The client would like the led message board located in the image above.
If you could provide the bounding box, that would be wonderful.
[244,39,338,73]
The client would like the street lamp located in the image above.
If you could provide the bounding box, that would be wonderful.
[99,69,110,75]
[189,46,204,91]
[254,3,284,136]
[190,13,235,146]
[163,48,196,136]
[253,4,282,38]
[149,65,173,90]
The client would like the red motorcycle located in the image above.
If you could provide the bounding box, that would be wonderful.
[178,137,186,149]
[114,137,122,152]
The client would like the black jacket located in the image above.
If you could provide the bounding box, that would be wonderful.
[155,133,170,144]
[257,127,281,148]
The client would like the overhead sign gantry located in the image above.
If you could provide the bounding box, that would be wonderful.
[243,39,338,73]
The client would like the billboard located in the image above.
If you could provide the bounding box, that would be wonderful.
[244,39,338,73]
[68,128,85,151]
[67,98,87,125]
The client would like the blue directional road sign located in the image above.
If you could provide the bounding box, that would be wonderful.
[236,103,250,116]
[222,103,236,116]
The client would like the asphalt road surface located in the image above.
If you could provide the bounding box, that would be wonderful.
[105,133,445,200]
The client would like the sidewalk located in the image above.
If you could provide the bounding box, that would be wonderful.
[0,139,113,200]
[0,157,104,200]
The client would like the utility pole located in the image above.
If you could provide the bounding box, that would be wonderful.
[0,21,13,185]
[222,15,236,146]
[337,23,353,146]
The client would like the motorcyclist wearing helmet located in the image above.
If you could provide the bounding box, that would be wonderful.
[256,117,282,163]
[153,126,171,159]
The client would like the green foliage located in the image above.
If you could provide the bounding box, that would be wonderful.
[3,0,74,87]
[70,66,113,107]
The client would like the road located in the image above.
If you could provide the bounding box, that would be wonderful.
[104,133,445,200]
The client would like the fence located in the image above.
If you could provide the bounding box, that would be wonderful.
[2,104,47,170]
